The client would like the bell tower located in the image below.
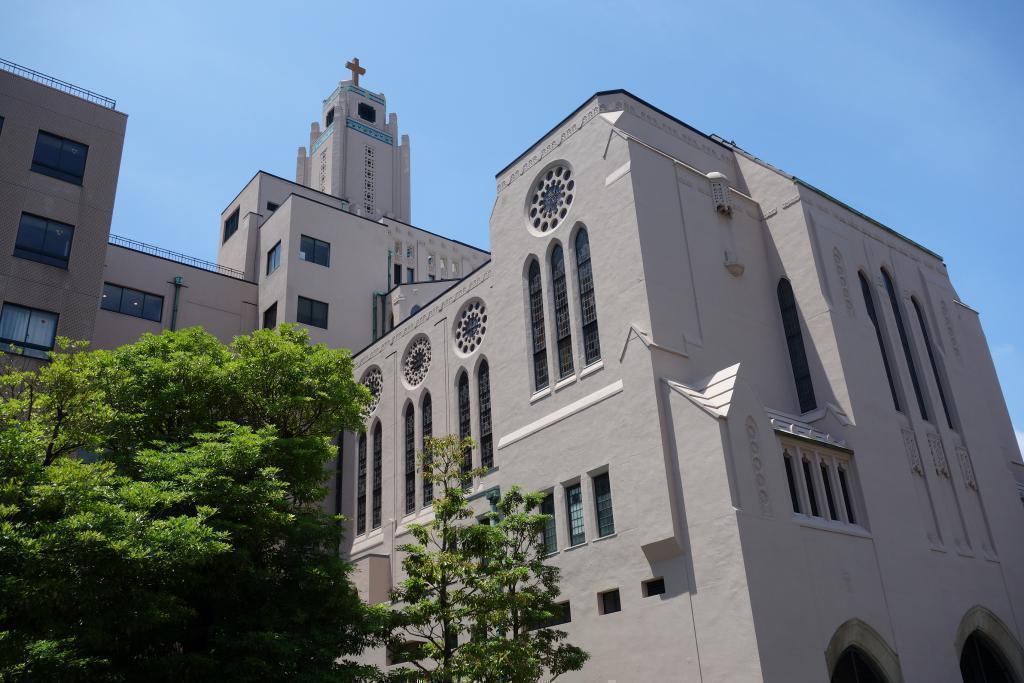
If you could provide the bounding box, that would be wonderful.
[295,58,411,222]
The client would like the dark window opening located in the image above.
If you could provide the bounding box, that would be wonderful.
[551,245,574,379]
[325,108,335,127]
[0,303,58,351]
[912,297,955,429]
[358,102,376,123]
[575,229,601,364]
[458,372,472,485]
[262,302,277,329]
[802,458,820,517]
[859,272,901,412]
[266,201,279,213]
[14,213,74,268]
[393,263,402,288]
[838,468,857,525]
[536,602,571,629]
[356,433,367,534]
[299,234,330,267]
[31,130,88,185]
[297,295,328,329]
[540,493,556,555]
[372,422,382,529]
[960,631,1015,683]
[407,268,415,283]
[830,647,888,683]
[784,453,802,514]
[404,404,416,514]
[566,483,585,546]
[643,578,666,597]
[223,207,240,243]
[777,279,817,413]
[528,260,549,391]
[821,463,838,520]
[594,472,615,537]
[600,589,621,615]
[478,360,493,470]
[101,283,163,323]
[266,240,281,275]
[882,269,928,421]
[421,392,433,506]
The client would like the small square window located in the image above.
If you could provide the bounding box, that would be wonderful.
[358,102,376,123]
[266,201,279,213]
[643,578,666,598]
[600,589,621,615]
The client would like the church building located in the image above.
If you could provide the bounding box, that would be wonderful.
[2,58,1024,681]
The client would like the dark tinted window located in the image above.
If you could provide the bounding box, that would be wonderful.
[551,245,574,379]
[643,578,666,597]
[0,303,58,351]
[458,372,471,483]
[960,631,1014,683]
[882,269,928,421]
[575,229,601,364]
[777,279,817,413]
[601,590,621,615]
[299,235,330,267]
[594,472,615,537]
[566,483,585,546]
[859,272,900,411]
[262,302,277,329]
[393,263,402,288]
[31,131,88,184]
[267,241,281,275]
[478,360,493,470]
[297,295,328,329]
[14,213,74,268]
[540,493,556,555]
[831,647,888,683]
[223,208,240,243]
[100,283,163,323]
[358,102,376,123]
[266,201,279,212]
[528,260,548,391]
[325,108,335,127]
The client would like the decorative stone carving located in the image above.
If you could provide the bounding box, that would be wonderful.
[902,428,924,476]
[745,416,771,516]
[361,366,383,414]
[526,163,574,234]
[402,335,431,387]
[956,446,977,490]
[454,299,487,356]
[832,247,854,316]
[927,433,950,478]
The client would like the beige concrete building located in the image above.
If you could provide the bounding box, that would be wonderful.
[3,60,1024,682]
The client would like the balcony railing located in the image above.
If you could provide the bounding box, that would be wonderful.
[109,234,247,280]
[0,58,116,109]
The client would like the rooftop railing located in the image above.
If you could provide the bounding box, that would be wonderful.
[109,234,248,280]
[0,58,116,109]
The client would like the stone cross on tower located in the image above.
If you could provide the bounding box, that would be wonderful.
[345,57,365,86]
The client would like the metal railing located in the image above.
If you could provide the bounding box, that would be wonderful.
[109,234,247,280]
[0,58,116,109]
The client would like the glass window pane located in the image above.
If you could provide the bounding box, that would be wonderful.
[316,240,330,266]
[594,473,615,537]
[25,310,57,349]
[120,288,145,317]
[541,494,556,554]
[32,132,62,169]
[142,294,163,322]
[101,283,121,312]
[300,235,314,262]
[59,138,88,179]
[566,484,585,546]
[15,214,47,252]
[42,222,73,261]
[0,304,31,344]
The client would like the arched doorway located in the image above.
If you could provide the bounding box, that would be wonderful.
[832,646,889,683]
[961,631,1017,683]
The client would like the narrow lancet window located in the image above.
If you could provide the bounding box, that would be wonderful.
[859,272,901,412]
[575,229,601,365]
[372,422,382,529]
[527,260,549,391]
[422,392,433,506]
[881,269,928,421]
[457,372,472,483]
[912,297,954,430]
[777,279,817,413]
[478,360,493,470]
[551,245,574,378]
[404,403,415,514]
[357,432,367,534]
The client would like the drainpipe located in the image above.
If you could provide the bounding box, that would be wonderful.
[169,275,184,331]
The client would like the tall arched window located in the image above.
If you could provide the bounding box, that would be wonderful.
[859,272,900,412]
[551,245,574,379]
[881,269,928,421]
[356,432,367,534]
[575,229,601,365]
[421,392,433,506]
[527,260,549,391]
[831,647,889,683]
[478,359,493,470]
[457,371,472,483]
[372,422,382,529]
[960,631,1015,683]
[777,279,817,413]
[912,297,954,430]
[404,403,415,514]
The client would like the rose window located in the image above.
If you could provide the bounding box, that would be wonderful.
[361,367,383,414]
[402,336,432,387]
[454,300,487,355]
[528,163,574,233]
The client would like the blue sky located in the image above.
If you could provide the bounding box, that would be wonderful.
[3,1,1022,445]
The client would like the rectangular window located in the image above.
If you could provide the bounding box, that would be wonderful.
[299,235,330,267]
[643,578,666,597]
[14,213,74,268]
[266,240,281,275]
[266,201,279,213]
[782,441,861,527]
[540,493,557,555]
[593,472,615,537]
[223,207,239,243]
[565,483,585,546]
[297,296,328,329]
[101,283,163,323]
[358,102,377,123]
[262,302,277,329]
[393,263,402,288]
[537,602,571,629]
[31,130,88,185]
[0,303,58,351]
[600,589,621,615]
[407,268,415,283]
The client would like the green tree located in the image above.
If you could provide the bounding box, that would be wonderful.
[389,435,587,682]
[0,325,390,681]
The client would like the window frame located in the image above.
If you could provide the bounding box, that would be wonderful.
[100,282,163,323]
[266,240,281,275]
[296,295,329,329]
[356,432,367,534]
[777,278,817,413]
[565,482,586,547]
[0,302,59,352]
[911,296,956,430]
[859,271,901,412]
[478,359,493,470]
[262,302,277,329]
[358,102,377,123]
[31,130,88,185]
[599,589,622,615]
[404,403,416,515]
[527,259,549,392]
[881,268,929,421]
[299,234,330,267]
[550,245,575,379]
[593,471,615,538]
[574,228,601,366]
[421,392,434,507]
[222,207,240,243]
[540,492,557,555]
[457,371,472,484]
[14,212,75,269]
[781,440,861,527]
[372,421,383,530]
